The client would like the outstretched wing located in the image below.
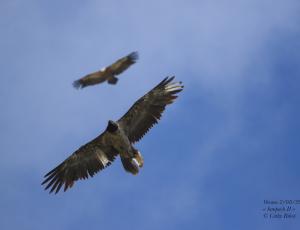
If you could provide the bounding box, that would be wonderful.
[109,51,138,75]
[41,134,117,194]
[73,71,108,89]
[118,76,183,143]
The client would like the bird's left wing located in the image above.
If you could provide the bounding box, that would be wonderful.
[108,51,138,75]
[42,134,117,194]
[118,76,183,143]
[73,71,108,89]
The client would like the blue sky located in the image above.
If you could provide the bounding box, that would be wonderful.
[1,0,300,229]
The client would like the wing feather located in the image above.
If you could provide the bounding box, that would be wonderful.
[73,71,108,89]
[109,51,138,75]
[41,134,117,194]
[118,76,183,143]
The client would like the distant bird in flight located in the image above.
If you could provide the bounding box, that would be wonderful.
[42,77,183,194]
[73,52,138,89]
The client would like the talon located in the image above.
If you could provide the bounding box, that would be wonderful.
[134,151,144,168]
[131,158,139,168]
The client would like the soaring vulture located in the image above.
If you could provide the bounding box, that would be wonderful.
[42,77,183,194]
[73,52,138,88]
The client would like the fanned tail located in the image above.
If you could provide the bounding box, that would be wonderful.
[121,156,139,175]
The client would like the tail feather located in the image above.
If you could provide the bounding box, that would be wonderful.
[121,157,139,175]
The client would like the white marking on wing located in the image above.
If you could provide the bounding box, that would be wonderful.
[96,150,109,166]
[165,84,183,91]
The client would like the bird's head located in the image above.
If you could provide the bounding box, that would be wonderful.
[106,120,119,133]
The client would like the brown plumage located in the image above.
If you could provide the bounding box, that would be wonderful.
[41,133,118,194]
[42,77,183,194]
[118,76,183,143]
[73,52,138,89]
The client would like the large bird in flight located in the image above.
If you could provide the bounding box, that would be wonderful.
[42,77,183,194]
[73,52,138,89]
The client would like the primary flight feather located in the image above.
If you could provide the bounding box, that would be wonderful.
[73,51,138,89]
[42,76,183,194]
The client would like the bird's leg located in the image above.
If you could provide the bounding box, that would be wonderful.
[107,76,118,84]
[130,158,140,170]
[132,146,144,168]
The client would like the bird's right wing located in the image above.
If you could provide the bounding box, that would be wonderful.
[41,133,117,194]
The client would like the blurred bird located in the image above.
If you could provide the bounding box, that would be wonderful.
[42,77,183,194]
[73,51,138,89]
